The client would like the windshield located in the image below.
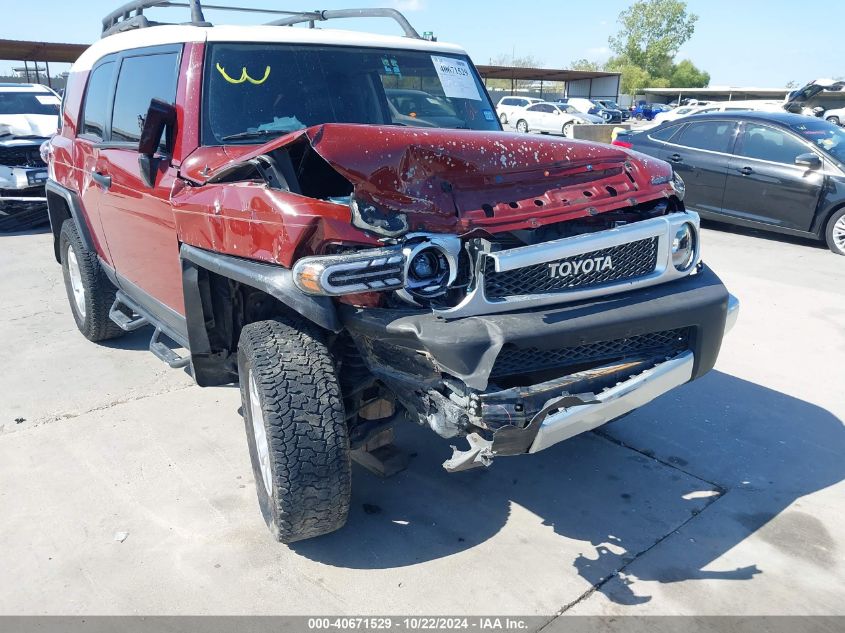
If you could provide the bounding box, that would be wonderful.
[602,101,621,109]
[203,44,499,144]
[556,104,579,115]
[0,91,60,116]
[790,119,845,162]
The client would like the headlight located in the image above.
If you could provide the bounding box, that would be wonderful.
[398,236,460,303]
[293,247,405,295]
[671,171,686,201]
[672,223,696,271]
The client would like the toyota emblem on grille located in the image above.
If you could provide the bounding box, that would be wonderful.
[548,256,614,279]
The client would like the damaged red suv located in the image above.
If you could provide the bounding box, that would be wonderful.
[45,1,738,542]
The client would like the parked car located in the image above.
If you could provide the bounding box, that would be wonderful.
[495,96,542,125]
[511,101,599,136]
[0,83,60,231]
[823,106,845,126]
[559,97,623,123]
[47,0,737,543]
[594,99,630,121]
[651,100,784,125]
[631,101,673,121]
[784,78,845,115]
[614,111,845,255]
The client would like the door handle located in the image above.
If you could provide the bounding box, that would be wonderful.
[668,153,683,163]
[737,166,753,175]
[92,170,111,189]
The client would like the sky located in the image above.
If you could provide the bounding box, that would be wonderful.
[2,0,842,88]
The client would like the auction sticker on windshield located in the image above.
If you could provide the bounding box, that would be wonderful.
[431,55,480,101]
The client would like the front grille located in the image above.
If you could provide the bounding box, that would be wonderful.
[490,328,691,379]
[484,237,659,299]
[0,146,45,168]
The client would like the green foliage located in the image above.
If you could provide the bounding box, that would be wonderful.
[569,58,603,72]
[669,59,710,88]
[609,0,698,78]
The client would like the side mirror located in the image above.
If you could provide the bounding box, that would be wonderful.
[795,153,821,169]
[138,98,176,188]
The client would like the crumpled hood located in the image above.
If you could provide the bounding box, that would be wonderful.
[0,114,56,139]
[184,123,672,232]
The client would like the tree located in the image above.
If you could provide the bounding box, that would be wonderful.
[569,58,602,72]
[670,59,710,88]
[609,0,699,79]
[605,58,653,95]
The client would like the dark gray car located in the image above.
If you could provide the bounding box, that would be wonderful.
[614,112,845,255]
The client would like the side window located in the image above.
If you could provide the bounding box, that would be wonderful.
[673,121,736,153]
[526,104,542,112]
[738,124,811,164]
[649,123,683,142]
[81,61,115,140]
[111,52,179,146]
[501,98,515,106]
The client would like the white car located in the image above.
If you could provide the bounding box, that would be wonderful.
[495,96,542,125]
[510,102,598,137]
[823,107,845,126]
[651,100,784,126]
[0,83,60,231]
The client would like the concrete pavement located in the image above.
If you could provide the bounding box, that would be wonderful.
[1,222,843,619]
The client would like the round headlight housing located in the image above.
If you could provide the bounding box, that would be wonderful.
[672,223,696,271]
[401,241,457,300]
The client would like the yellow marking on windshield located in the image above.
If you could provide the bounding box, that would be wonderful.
[216,64,271,85]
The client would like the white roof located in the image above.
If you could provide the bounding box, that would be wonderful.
[0,84,54,93]
[72,24,467,73]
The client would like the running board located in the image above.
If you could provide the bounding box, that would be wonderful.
[109,295,149,331]
[110,291,191,369]
[149,327,191,369]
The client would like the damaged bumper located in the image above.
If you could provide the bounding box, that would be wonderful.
[0,165,49,229]
[342,265,736,469]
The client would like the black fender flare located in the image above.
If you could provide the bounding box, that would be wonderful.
[181,244,341,385]
[45,179,96,262]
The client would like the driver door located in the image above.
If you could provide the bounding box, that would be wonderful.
[96,47,186,321]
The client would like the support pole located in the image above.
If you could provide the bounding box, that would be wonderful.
[45,60,52,89]
[24,60,30,83]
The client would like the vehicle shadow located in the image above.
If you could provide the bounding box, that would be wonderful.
[701,218,827,250]
[0,224,51,237]
[291,370,844,605]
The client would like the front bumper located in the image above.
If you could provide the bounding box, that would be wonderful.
[343,266,735,467]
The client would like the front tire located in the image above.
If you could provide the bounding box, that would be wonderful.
[59,219,124,342]
[516,119,528,133]
[824,208,845,255]
[562,122,574,137]
[238,317,351,543]
[826,116,841,126]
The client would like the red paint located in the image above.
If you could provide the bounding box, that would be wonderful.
[51,40,678,318]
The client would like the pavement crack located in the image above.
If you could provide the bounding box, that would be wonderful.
[537,489,729,629]
[594,428,727,493]
[2,384,195,436]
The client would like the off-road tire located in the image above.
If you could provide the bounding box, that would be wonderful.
[238,317,351,543]
[0,200,49,232]
[59,219,124,341]
[824,207,845,256]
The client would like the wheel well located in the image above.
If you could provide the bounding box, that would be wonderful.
[184,264,316,386]
[46,189,72,262]
[816,202,845,238]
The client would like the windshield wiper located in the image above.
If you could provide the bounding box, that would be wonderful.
[220,129,289,142]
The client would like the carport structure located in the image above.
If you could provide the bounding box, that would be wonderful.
[0,39,87,88]
[476,65,621,101]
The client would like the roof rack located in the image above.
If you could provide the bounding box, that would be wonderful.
[101,1,421,39]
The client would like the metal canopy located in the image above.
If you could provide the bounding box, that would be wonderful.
[476,65,620,83]
[0,39,88,63]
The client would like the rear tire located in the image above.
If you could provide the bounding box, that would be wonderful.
[238,317,351,543]
[826,116,840,126]
[499,112,508,125]
[59,219,124,342]
[824,208,845,255]
[516,119,528,133]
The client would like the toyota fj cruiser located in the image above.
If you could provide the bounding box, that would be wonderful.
[46,1,738,543]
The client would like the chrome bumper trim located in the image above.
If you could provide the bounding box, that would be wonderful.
[528,351,695,453]
[435,211,701,319]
